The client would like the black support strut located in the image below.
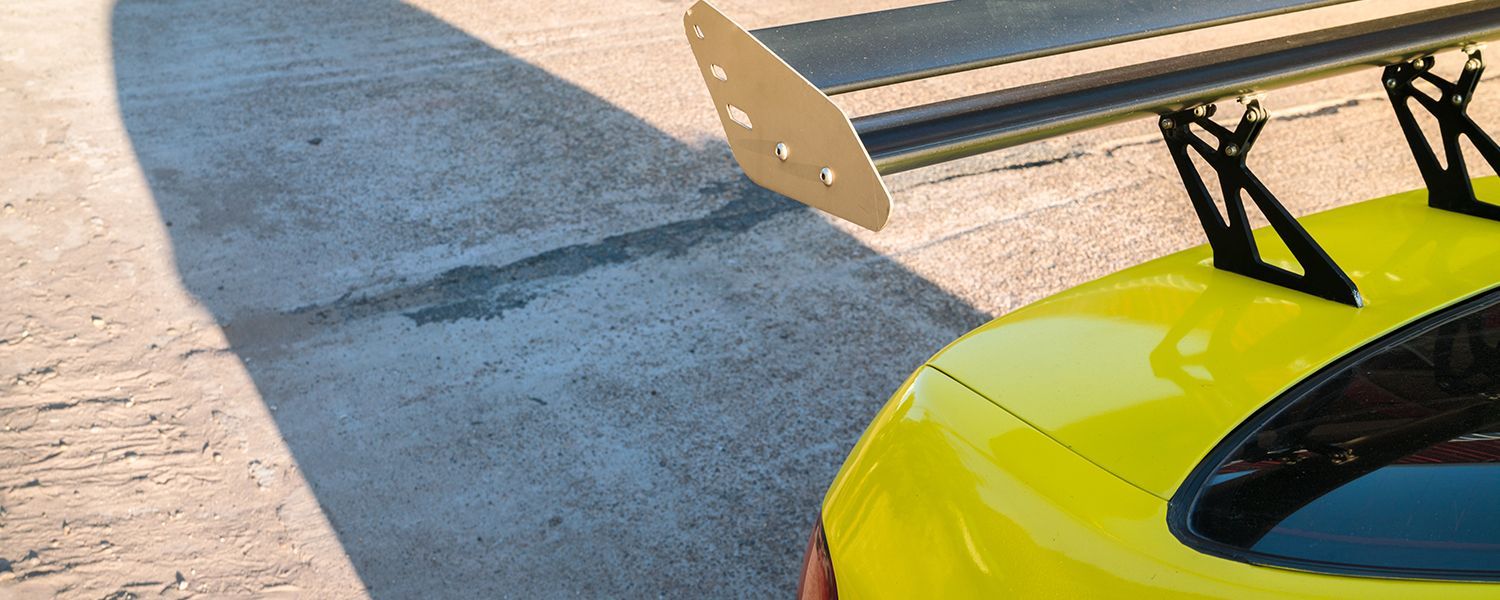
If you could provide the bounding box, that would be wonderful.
[1383,49,1500,221]
[1160,100,1364,307]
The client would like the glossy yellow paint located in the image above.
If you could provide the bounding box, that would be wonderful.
[823,368,1500,597]
[821,183,1500,597]
[936,184,1500,498]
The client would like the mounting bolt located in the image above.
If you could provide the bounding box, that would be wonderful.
[774,142,789,161]
[819,167,834,186]
[1245,107,1264,122]
[1467,57,1484,71]
[1453,94,1465,105]
[1224,144,1240,157]
[1192,106,1207,117]
[1159,117,1175,130]
[1385,78,1399,90]
[1411,57,1426,69]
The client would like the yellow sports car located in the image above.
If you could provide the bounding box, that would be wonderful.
[685,1,1500,597]
[807,189,1500,597]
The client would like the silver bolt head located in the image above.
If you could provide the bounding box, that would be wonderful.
[1411,57,1426,69]
[1192,106,1207,117]
[819,167,834,186]
[1159,117,1175,130]
[1453,94,1465,105]
[1245,107,1263,122]
[1385,78,1399,90]
[1224,144,1240,157]
[774,142,789,161]
[1467,58,1484,72]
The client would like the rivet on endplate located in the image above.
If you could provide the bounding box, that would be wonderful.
[775,142,789,161]
[819,167,834,186]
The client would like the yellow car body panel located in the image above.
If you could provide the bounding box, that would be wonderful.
[823,368,1500,597]
[821,182,1500,596]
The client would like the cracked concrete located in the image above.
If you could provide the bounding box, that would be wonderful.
[2,0,1493,598]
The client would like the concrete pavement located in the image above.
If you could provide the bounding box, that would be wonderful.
[0,0,1487,597]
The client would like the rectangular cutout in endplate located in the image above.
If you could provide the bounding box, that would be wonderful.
[727,104,752,129]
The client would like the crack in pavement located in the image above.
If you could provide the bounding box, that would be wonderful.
[912,151,1090,188]
[284,179,799,326]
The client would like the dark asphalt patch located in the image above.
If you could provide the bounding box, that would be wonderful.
[288,179,800,325]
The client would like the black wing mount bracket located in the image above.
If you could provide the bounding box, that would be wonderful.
[1160,99,1364,307]
[1383,48,1500,222]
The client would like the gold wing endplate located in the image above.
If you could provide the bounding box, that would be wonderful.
[684,1,893,231]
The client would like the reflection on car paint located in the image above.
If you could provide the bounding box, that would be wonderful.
[1187,290,1500,578]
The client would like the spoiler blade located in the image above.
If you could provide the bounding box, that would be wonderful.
[754,0,1355,95]
[686,1,1500,230]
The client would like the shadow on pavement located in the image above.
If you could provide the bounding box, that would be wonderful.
[112,0,988,596]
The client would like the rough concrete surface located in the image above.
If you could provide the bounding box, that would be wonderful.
[1,0,1493,597]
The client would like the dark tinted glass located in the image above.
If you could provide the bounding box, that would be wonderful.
[1183,291,1500,579]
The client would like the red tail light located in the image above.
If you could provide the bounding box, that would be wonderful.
[796,517,838,600]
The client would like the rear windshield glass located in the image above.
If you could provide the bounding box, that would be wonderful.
[1180,290,1500,579]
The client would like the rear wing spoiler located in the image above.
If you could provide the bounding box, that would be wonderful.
[684,0,1500,307]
